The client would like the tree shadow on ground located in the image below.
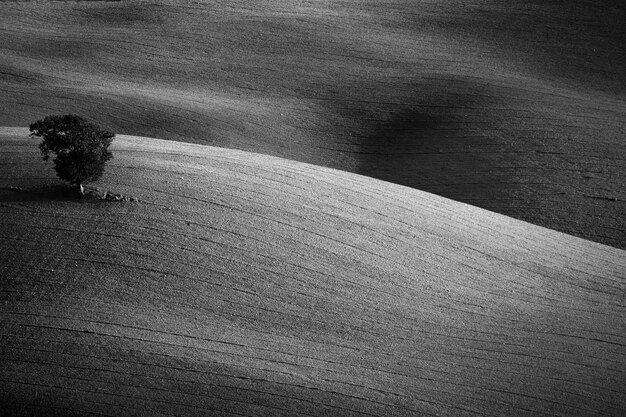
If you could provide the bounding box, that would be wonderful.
[0,185,103,203]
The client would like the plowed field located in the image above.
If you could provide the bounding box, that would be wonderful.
[1,128,624,416]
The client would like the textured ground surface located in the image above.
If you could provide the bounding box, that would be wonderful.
[1,1,625,247]
[1,128,624,416]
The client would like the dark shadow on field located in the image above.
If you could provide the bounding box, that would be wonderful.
[77,1,165,26]
[355,109,524,212]
[351,75,517,203]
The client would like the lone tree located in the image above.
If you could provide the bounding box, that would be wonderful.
[29,114,114,195]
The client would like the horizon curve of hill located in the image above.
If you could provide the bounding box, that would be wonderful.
[0,0,625,248]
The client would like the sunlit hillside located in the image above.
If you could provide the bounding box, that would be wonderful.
[1,128,624,416]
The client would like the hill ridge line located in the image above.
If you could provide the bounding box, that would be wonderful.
[3,126,623,252]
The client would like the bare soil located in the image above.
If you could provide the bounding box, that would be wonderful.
[1,128,624,416]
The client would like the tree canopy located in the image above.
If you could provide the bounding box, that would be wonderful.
[29,114,114,194]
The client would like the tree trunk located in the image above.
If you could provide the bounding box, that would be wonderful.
[77,183,84,196]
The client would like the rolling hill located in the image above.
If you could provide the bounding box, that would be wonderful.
[1,127,624,416]
[1,0,625,248]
